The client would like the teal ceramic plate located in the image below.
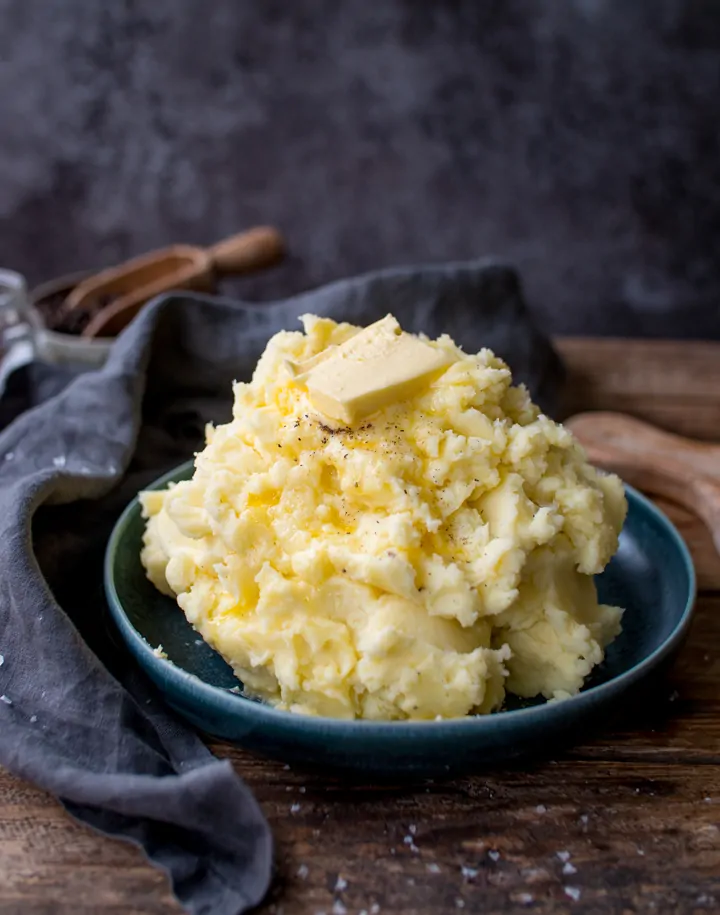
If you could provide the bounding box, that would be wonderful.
[105,461,695,778]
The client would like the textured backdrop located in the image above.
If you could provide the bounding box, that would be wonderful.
[1,0,719,337]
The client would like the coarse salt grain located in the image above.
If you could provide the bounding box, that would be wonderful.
[30,715,37,723]
[427,863,441,874]
[488,850,500,862]
[297,865,309,880]
[563,862,577,875]
[290,803,301,813]
[331,902,347,915]
[335,876,348,892]
[0,695,11,705]
[461,866,478,879]
[564,887,581,901]
[536,804,547,814]
[557,851,571,863]
[516,893,534,905]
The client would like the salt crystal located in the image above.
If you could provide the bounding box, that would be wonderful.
[0,654,4,667]
[637,848,645,856]
[297,865,309,880]
[705,797,712,803]
[331,902,347,915]
[580,814,589,824]
[516,893,534,905]
[488,850,500,862]
[408,824,417,835]
[461,866,478,879]
[334,876,347,892]
[52,455,66,468]
[563,862,577,875]
[290,803,301,813]
[283,764,291,770]
[564,887,581,902]
[557,850,571,863]
[426,863,441,874]
[536,804,547,814]
[403,835,413,845]
[4,452,13,461]
[30,715,37,723]
[299,786,306,793]
[455,900,465,909]
[370,905,380,915]
[0,695,11,705]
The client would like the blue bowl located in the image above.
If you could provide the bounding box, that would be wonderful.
[105,461,695,778]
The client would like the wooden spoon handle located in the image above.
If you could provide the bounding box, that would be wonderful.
[207,226,285,275]
[566,411,720,555]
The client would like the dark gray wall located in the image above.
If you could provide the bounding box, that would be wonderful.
[1,0,719,336]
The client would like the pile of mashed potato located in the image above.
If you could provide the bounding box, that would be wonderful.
[140,314,627,720]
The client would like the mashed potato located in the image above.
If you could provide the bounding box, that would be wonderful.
[140,314,626,720]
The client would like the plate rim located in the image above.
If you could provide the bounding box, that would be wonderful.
[105,460,696,737]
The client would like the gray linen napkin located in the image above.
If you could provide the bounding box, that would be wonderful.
[0,261,562,915]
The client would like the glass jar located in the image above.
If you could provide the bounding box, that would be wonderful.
[0,269,37,392]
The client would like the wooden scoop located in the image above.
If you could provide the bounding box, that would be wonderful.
[64,226,285,339]
[566,411,720,556]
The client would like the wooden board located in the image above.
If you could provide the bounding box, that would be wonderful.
[2,337,720,914]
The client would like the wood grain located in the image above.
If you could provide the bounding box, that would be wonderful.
[3,337,720,914]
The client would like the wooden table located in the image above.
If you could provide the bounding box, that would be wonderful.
[2,338,720,915]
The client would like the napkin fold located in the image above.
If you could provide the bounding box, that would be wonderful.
[0,261,562,915]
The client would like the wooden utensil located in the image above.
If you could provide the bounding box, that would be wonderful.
[566,411,720,556]
[64,226,285,339]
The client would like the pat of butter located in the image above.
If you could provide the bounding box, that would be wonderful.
[292,315,453,424]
